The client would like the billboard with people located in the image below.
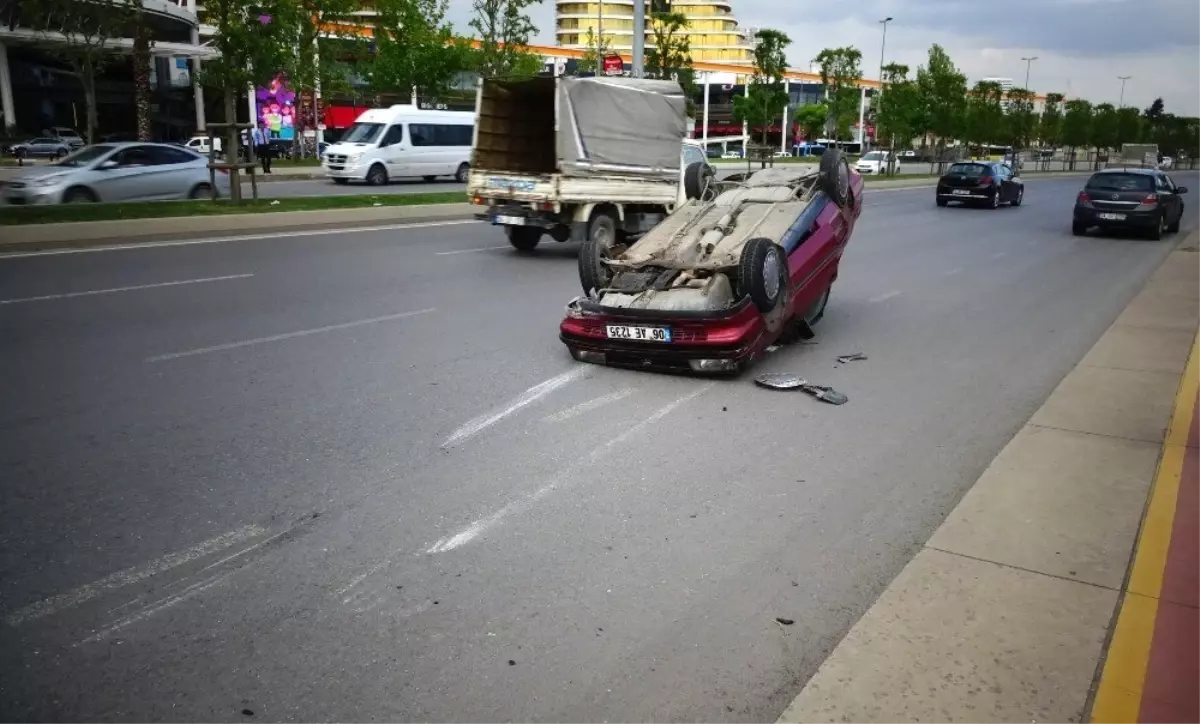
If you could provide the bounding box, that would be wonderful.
[255,73,296,141]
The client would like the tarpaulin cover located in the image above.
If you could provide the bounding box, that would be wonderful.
[556,77,687,179]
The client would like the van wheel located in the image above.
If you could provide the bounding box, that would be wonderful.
[506,226,542,252]
[189,182,213,200]
[367,164,388,186]
[455,163,470,183]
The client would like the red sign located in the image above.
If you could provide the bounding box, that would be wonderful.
[602,55,624,76]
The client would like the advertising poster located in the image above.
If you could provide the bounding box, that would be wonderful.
[255,73,296,141]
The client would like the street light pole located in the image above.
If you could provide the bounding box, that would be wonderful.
[876,16,891,157]
[1021,55,1037,90]
[632,0,645,78]
[1117,75,1131,107]
[596,0,603,75]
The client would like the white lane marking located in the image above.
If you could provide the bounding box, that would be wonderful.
[991,252,1007,259]
[868,290,903,303]
[544,389,632,423]
[0,274,254,305]
[0,220,481,259]
[941,267,964,277]
[441,367,587,448]
[5,524,266,626]
[77,570,235,645]
[435,245,510,256]
[428,384,713,554]
[146,308,436,362]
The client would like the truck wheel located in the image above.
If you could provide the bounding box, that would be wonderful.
[738,237,786,314]
[683,161,713,200]
[587,209,618,250]
[506,226,542,252]
[818,149,850,206]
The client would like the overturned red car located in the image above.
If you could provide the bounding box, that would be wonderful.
[560,150,864,374]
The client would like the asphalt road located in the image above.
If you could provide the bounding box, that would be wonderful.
[1,173,1194,722]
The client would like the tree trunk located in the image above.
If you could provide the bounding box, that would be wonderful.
[82,62,99,145]
[224,88,242,204]
[133,17,153,141]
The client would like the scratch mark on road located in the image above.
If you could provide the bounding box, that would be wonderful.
[544,389,632,423]
[868,290,903,303]
[441,367,587,448]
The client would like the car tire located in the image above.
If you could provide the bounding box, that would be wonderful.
[1072,221,1087,236]
[683,161,713,200]
[578,238,612,295]
[366,164,388,186]
[455,163,470,184]
[62,186,97,203]
[506,225,542,252]
[818,149,851,207]
[1011,186,1024,207]
[55,149,67,159]
[1148,213,1165,240]
[738,237,786,314]
[936,197,948,207]
[189,183,213,200]
[1167,210,1181,233]
[332,178,350,185]
[989,190,1000,209]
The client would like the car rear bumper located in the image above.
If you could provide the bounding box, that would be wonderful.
[937,185,994,200]
[559,297,768,374]
[1074,207,1161,228]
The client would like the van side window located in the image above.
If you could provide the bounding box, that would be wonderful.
[379,124,405,147]
[410,123,473,147]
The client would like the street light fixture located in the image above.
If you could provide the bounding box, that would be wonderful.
[1117,75,1132,107]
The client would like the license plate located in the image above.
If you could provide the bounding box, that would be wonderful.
[606,324,671,342]
[952,189,971,196]
[1098,212,1126,221]
[493,214,525,225]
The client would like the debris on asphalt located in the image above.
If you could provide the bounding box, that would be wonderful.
[836,352,867,363]
[241,709,255,717]
[508,659,516,666]
[766,344,781,353]
[754,373,807,390]
[801,384,848,405]
[774,617,795,626]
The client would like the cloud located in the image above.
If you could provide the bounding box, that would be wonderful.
[494,0,1198,115]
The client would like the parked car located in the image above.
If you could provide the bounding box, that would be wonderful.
[935,161,1024,209]
[2,143,231,205]
[184,135,223,156]
[48,127,85,148]
[559,150,864,374]
[9,137,74,159]
[1072,168,1187,240]
[855,150,892,175]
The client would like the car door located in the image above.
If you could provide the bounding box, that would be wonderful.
[990,163,1012,201]
[1157,173,1183,223]
[89,145,164,201]
[29,138,54,157]
[145,145,204,198]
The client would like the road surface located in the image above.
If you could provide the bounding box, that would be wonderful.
[1,173,1193,721]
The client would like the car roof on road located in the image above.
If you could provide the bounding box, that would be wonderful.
[1092,167,1159,176]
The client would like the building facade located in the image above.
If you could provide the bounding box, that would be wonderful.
[555,0,755,65]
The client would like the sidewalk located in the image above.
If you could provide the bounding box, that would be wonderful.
[778,234,1199,723]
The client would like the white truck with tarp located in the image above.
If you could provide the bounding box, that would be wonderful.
[467,75,709,252]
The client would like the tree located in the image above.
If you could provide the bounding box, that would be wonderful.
[794,103,828,144]
[1115,106,1143,146]
[1060,99,1091,170]
[470,0,542,80]
[579,27,613,75]
[20,0,139,143]
[288,0,360,156]
[1003,87,1036,155]
[197,0,303,201]
[814,46,863,145]
[131,10,153,141]
[1038,92,1064,155]
[1090,102,1118,167]
[915,44,966,172]
[646,11,697,118]
[732,28,790,168]
[368,0,472,103]
[873,62,920,175]
[962,80,1003,154]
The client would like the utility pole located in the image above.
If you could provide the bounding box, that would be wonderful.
[1117,75,1131,107]
[875,16,891,154]
[632,0,645,78]
[596,0,603,75]
[1021,56,1037,90]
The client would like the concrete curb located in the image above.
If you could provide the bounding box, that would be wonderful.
[777,229,1200,723]
[0,202,476,251]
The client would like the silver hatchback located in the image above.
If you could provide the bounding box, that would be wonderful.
[3,143,231,205]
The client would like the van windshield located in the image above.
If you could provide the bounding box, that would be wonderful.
[342,122,384,144]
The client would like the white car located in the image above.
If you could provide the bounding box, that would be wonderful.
[855,150,891,175]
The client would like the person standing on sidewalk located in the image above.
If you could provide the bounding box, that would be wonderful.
[251,125,272,174]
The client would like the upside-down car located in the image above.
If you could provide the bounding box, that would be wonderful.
[560,149,864,374]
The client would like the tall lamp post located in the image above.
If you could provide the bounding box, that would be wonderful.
[1021,55,1037,91]
[1117,75,1131,107]
[875,16,891,155]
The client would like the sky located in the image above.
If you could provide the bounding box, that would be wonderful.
[443,0,1200,116]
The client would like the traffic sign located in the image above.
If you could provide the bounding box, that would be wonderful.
[602,55,623,76]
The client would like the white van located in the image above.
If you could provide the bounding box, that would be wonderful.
[184,135,223,156]
[322,105,474,186]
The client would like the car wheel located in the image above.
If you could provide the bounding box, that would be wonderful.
[455,163,470,184]
[818,149,851,206]
[1167,210,1181,233]
[332,178,350,185]
[189,182,213,200]
[936,197,948,207]
[1148,213,1165,240]
[62,187,97,203]
[506,225,542,252]
[1072,221,1087,236]
[683,161,713,200]
[1011,186,1024,207]
[366,164,388,186]
[990,190,1000,209]
[738,237,786,314]
[55,149,67,159]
